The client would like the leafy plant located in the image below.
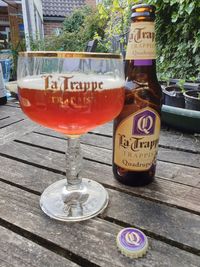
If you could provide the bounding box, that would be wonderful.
[98,0,200,79]
[177,79,186,93]
[62,7,87,32]
[98,0,134,52]
[147,0,200,80]
[31,7,108,52]
[9,39,26,80]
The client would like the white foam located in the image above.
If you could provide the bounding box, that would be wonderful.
[18,73,124,91]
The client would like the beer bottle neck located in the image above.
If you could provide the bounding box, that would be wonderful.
[126,59,157,81]
[126,18,156,63]
[133,59,156,71]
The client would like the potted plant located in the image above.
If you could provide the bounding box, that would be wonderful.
[162,79,186,108]
[184,90,200,111]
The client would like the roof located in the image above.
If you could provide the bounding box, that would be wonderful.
[42,0,85,17]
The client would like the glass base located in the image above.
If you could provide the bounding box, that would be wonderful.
[40,178,109,222]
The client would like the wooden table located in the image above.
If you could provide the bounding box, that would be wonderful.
[1,100,200,267]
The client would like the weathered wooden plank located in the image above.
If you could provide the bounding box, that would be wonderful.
[89,123,200,154]
[106,188,200,251]
[34,123,112,140]
[0,105,24,117]
[0,154,194,206]
[0,116,9,121]
[0,118,24,129]
[5,102,20,108]
[0,120,39,145]
[158,147,200,168]
[0,226,80,267]
[0,181,199,267]
[0,155,200,253]
[16,133,111,165]
[156,160,200,187]
[2,103,200,154]
[34,127,112,150]
[90,122,113,136]
[36,126,200,165]
[16,132,200,180]
[88,123,200,155]
[0,140,200,214]
[34,127,200,168]
[160,128,200,153]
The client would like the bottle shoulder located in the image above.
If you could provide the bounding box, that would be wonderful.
[115,82,162,124]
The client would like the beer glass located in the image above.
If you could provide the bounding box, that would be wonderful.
[17,51,124,221]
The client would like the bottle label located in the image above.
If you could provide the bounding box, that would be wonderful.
[126,21,156,60]
[114,107,160,171]
[0,64,6,98]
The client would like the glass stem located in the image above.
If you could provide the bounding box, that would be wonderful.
[66,137,82,187]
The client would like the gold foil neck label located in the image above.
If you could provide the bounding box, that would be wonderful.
[114,107,160,171]
[126,22,156,60]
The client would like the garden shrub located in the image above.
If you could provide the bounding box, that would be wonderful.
[98,0,200,80]
[31,6,108,53]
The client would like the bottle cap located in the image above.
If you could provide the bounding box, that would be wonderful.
[116,228,148,259]
[131,4,156,13]
[131,4,156,20]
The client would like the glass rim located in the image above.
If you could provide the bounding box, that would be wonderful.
[19,51,122,59]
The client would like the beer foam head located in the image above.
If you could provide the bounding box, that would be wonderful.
[18,73,124,91]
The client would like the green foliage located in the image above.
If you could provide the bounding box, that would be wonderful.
[98,0,200,79]
[62,7,88,32]
[9,39,26,80]
[31,7,108,52]
[177,79,186,93]
[147,0,200,80]
[98,0,135,52]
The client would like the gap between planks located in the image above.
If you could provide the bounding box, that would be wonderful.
[104,216,200,256]
[0,218,99,267]
[0,142,200,216]
[13,138,200,185]
[35,130,200,155]
[0,119,25,130]
[0,188,199,259]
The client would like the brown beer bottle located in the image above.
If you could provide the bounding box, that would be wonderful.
[113,4,162,186]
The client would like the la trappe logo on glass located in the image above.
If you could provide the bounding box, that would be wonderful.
[132,110,156,136]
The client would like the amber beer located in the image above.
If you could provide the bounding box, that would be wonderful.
[113,4,162,186]
[18,74,124,135]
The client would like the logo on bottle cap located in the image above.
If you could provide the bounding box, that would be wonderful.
[116,228,148,258]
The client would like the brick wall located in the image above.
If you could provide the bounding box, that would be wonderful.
[43,0,96,36]
[85,0,96,8]
[44,21,63,36]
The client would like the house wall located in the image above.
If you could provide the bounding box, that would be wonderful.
[43,21,63,36]
[85,0,96,8]
[43,0,96,37]
[0,14,9,23]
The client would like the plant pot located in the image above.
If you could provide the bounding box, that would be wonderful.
[184,90,200,111]
[162,85,185,108]
[169,78,200,88]
[162,105,200,133]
